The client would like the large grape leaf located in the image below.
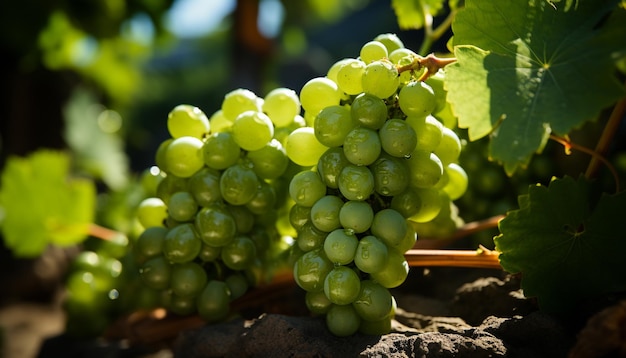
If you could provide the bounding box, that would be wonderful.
[494,176,626,312]
[445,0,626,174]
[0,150,96,257]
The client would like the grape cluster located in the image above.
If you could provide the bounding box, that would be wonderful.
[286,34,469,336]
[134,90,301,321]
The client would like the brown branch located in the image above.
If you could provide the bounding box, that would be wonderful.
[405,248,502,270]
[550,134,620,193]
[88,223,124,241]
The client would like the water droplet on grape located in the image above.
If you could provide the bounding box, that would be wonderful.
[404,153,411,159]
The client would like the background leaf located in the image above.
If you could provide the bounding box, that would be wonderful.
[0,150,96,257]
[391,0,446,30]
[445,0,626,174]
[495,176,626,312]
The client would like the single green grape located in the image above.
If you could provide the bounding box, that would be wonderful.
[339,200,374,234]
[379,118,417,158]
[246,139,289,180]
[352,280,393,322]
[406,150,443,189]
[221,235,257,270]
[324,266,361,305]
[244,181,276,215]
[408,187,442,223]
[406,115,444,153]
[361,60,399,99]
[168,191,198,222]
[323,229,358,265]
[188,167,222,207]
[156,174,189,205]
[360,41,388,64]
[136,197,167,228]
[135,226,168,260]
[350,93,388,130]
[398,81,436,118]
[140,255,171,290]
[197,280,231,322]
[343,127,381,166]
[299,77,342,115]
[195,205,237,247]
[305,290,332,315]
[219,164,259,206]
[442,163,468,200]
[336,59,365,95]
[208,110,232,133]
[370,248,409,288]
[162,223,202,264]
[434,127,462,165]
[371,209,408,249]
[225,273,249,300]
[314,105,356,147]
[326,304,361,337]
[289,204,312,231]
[293,248,334,292]
[231,110,274,151]
[164,136,205,178]
[289,170,327,207]
[262,87,301,128]
[221,88,261,121]
[170,261,208,298]
[317,147,350,189]
[354,235,388,274]
[327,58,354,84]
[373,33,404,53]
[167,104,210,139]
[369,154,410,196]
[296,221,328,252]
[285,127,329,167]
[310,195,344,232]
[202,132,241,170]
[338,165,375,201]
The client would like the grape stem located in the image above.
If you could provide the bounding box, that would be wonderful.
[396,53,457,81]
[88,223,122,241]
[585,84,626,184]
[417,4,458,56]
[550,134,621,193]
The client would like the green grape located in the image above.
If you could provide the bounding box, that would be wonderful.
[406,150,443,189]
[370,248,409,288]
[221,235,257,270]
[398,81,436,117]
[140,256,171,290]
[317,147,350,189]
[167,104,210,139]
[299,77,342,115]
[245,181,276,215]
[434,127,462,164]
[369,154,410,196]
[409,187,442,223]
[343,127,381,166]
[293,248,334,292]
[352,280,393,322]
[247,139,289,179]
[359,315,392,335]
[350,93,388,130]
[338,165,375,201]
[163,223,202,264]
[167,293,197,315]
[379,118,417,158]
[406,115,444,153]
[323,229,358,265]
[285,127,329,167]
[360,41,388,64]
[339,200,374,234]
[289,170,327,207]
[188,167,222,207]
[170,262,208,297]
[168,191,198,222]
[326,304,360,337]
[327,58,353,84]
[197,280,231,322]
[361,60,399,99]
[136,197,167,228]
[336,59,365,95]
[373,33,404,53]
[219,164,259,206]
[324,266,361,305]
[155,138,173,170]
[389,48,417,64]
[314,105,356,147]
[208,110,232,133]
[296,221,327,252]
[198,243,221,262]
[354,235,388,274]
[310,195,344,232]
[225,273,249,300]
[442,163,468,200]
[222,88,261,121]
[195,205,237,247]
[164,136,205,178]
[231,110,274,151]
[156,174,188,205]
[289,204,311,231]
[371,209,408,249]
[135,226,168,259]
[262,87,301,127]
[202,132,241,170]
[306,290,332,315]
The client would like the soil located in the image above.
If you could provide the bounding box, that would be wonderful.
[1,247,625,358]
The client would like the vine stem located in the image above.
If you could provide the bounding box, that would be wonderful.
[550,134,621,193]
[396,53,457,81]
[88,223,123,241]
[585,87,626,183]
[418,7,458,56]
[405,248,502,269]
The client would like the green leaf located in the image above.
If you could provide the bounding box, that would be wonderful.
[63,88,129,190]
[494,176,626,312]
[0,150,96,257]
[391,0,446,29]
[445,0,626,174]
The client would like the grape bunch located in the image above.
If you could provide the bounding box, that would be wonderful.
[134,88,302,321]
[286,33,469,336]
